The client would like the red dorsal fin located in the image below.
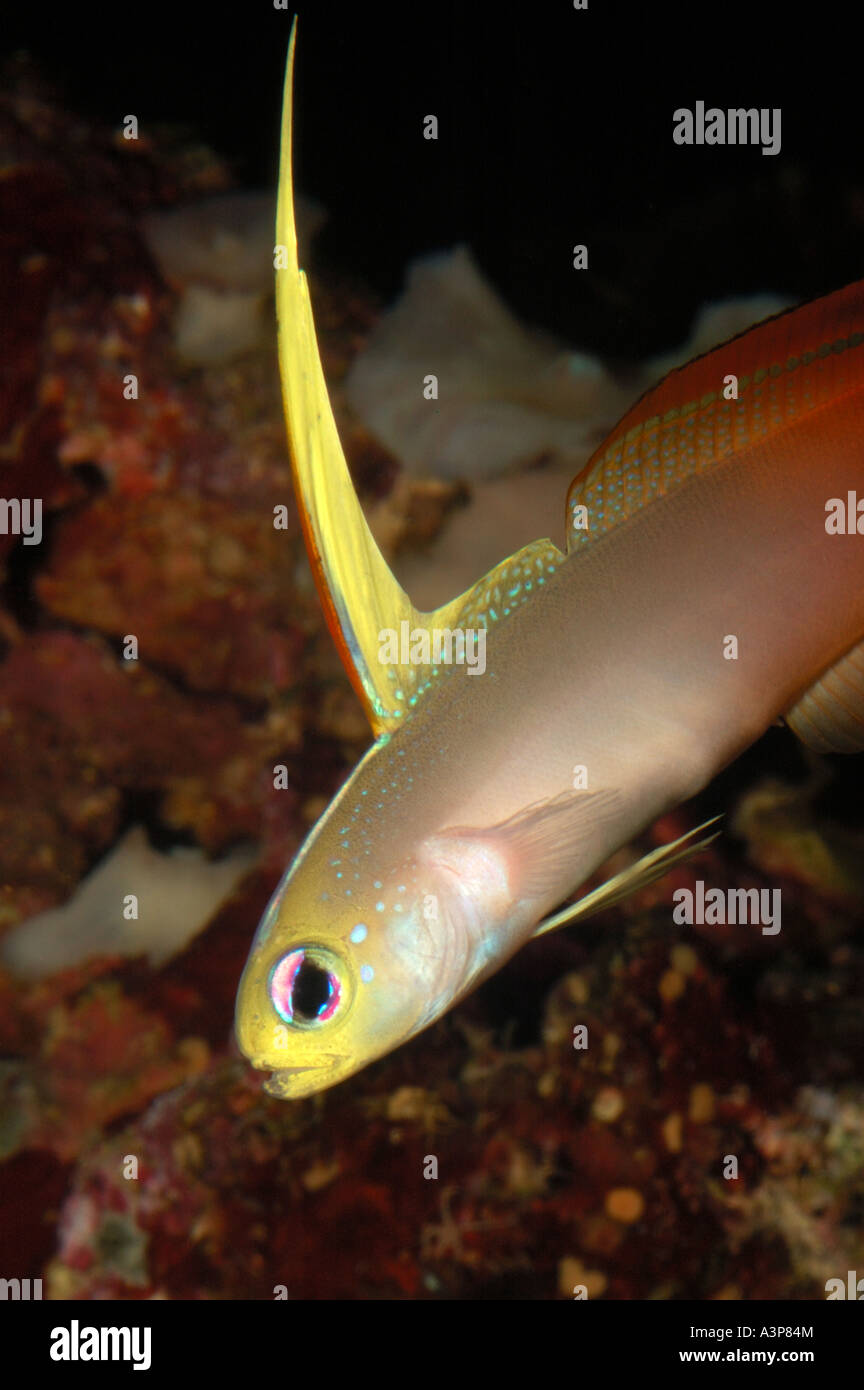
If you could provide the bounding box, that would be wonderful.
[566,279,864,553]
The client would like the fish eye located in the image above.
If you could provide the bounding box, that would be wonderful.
[269,946,345,1027]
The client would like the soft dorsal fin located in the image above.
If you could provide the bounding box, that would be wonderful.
[784,639,864,753]
[275,26,564,736]
[565,282,864,554]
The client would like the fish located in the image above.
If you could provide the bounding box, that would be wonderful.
[235,24,864,1099]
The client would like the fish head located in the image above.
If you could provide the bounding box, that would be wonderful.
[234,825,467,1099]
[234,771,618,1097]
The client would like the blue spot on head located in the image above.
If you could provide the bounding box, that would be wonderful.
[350,923,368,944]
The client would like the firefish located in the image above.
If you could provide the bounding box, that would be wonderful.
[235,27,864,1098]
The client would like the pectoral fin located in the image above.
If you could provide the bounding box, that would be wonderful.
[425,788,622,917]
[276,28,564,737]
[532,816,722,937]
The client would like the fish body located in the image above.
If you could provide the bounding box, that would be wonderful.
[235,28,864,1098]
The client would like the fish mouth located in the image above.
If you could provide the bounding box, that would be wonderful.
[259,1055,345,1100]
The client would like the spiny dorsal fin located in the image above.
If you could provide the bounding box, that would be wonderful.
[532,816,722,937]
[276,27,564,737]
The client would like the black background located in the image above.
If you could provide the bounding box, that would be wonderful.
[3,1,862,358]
